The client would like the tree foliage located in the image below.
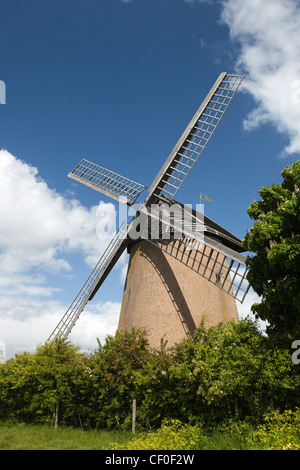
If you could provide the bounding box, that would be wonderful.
[243,161,300,335]
[1,322,300,430]
[1,165,299,431]
[0,339,87,425]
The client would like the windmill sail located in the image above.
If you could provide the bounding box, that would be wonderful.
[68,159,146,205]
[49,200,248,340]
[137,204,249,303]
[48,221,130,340]
[147,73,244,204]
[150,236,249,303]
[48,72,249,342]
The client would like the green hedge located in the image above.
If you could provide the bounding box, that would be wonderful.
[1,319,300,429]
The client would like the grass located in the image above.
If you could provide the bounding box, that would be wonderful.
[0,421,133,450]
[0,420,255,450]
[0,420,251,450]
[2,414,300,450]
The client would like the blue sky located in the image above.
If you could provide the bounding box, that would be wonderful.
[0,0,299,358]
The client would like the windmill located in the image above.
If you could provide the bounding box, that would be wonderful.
[48,72,250,347]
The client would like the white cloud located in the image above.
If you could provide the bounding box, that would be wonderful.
[69,301,121,351]
[0,150,117,274]
[0,298,121,358]
[220,0,300,157]
[237,288,267,334]
[0,300,64,357]
[0,150,122,358]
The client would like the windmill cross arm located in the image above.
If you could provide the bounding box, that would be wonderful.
[146,73,244,205]
[139,203,247,265]
[68,159,146,205]
[133,204,249,303]
[47,221,131,341]
[148,234,250,303]
[160,198,245,253]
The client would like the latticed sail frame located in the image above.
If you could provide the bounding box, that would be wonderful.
[48,72,249,341]
[49,209,250,340]
[48,221,130,340]
[151,237,249,304]
[68,159,146,205]
[137,205,250,303]
[147,73,244,204]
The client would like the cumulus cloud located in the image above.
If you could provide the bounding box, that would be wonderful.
[69,301,121,350]
[220,0,300,157]
[0,150,118,273]
[0,299,121,359]
[0,150,123,358]
[236,289,267,334]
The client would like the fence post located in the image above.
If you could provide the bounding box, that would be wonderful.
[55,401,59,428]
[132,399,136,434]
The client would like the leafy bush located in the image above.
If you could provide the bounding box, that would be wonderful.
[1,320,300,431]
[112,419,204,450]
[0,339,89,425]
[252,408,300,450]
[114,410,300,450]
